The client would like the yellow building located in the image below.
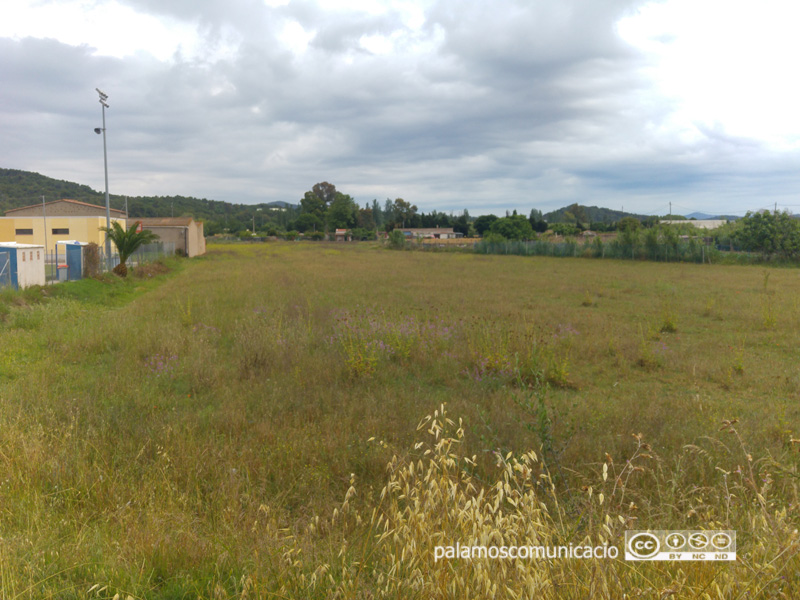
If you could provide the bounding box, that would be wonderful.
[0,199,126,254]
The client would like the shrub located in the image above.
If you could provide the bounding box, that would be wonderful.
[387,230,407,249]
[82,242,101,278]
[351,228,377,241]
[489,215,535,240]
[481,231,507,245]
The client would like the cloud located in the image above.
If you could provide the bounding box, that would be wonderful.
[2,0,800,215]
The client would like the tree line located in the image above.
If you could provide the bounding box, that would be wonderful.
[11,169,795,258]
[285,182,472,240]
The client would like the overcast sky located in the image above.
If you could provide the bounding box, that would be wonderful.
[1,0,799,216]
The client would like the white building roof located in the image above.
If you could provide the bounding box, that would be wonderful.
[0,242,45,249]
[660,219,727,230]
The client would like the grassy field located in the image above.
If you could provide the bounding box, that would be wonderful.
[0,243,798,599]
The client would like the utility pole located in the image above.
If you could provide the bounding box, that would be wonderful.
[42,195,48,268]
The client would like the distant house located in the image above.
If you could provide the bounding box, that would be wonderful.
[396,227,459,239]
[334,229,352,242]
[135,217,206,257]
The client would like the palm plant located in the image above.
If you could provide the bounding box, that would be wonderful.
[100,221,160,277]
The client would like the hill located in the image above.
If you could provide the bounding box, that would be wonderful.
[0,169,103,213]
[0,168,297,235]
[544,204,650,225]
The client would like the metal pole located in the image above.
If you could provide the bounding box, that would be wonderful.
[96,90,112,270]
[102,104,110,266]
[42,195,48,280]
[42,195,48,252]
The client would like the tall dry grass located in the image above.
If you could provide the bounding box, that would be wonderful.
[0,243,798,597]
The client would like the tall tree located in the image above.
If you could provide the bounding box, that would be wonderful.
[300,182,339,225]
[327,193,358,229]
[529,209,547,233]
[371,199,384,227]
[300,191,326,218]
[453,209,470,236]
[312,182,337,206]
[474,214,498,236]
[392,198,417,228]
[357,207,376,230]
[384,198,395,225]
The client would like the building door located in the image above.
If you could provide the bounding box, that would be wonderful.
[66,244,82,280]
[0,251,10,289]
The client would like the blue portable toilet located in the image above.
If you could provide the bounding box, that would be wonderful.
[0,243,46,289]
[57,241,88,281]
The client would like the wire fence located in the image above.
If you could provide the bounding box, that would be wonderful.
[469,238,769,265]
[44,242,175,283]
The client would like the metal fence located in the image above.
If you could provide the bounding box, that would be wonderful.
[470,238,780,265]
[472,238,722,263]
[44,242,175,283]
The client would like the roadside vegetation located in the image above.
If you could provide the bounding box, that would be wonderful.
[0,244,798,598]
[471,210,800,267]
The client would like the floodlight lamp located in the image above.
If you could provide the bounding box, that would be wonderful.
[96,88,108,99]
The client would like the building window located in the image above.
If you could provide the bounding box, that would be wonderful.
[15,228,33,235]
[52,228,69,235]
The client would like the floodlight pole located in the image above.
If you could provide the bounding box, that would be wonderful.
[96,88,111,269]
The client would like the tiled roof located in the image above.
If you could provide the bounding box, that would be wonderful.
[5,198,126,215]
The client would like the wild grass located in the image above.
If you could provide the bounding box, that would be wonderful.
[0,244,798,597]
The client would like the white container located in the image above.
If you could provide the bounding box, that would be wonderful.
[0,243,46,289]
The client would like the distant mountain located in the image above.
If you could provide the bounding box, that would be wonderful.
[684,212,739,221]
[0,168,298,235]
